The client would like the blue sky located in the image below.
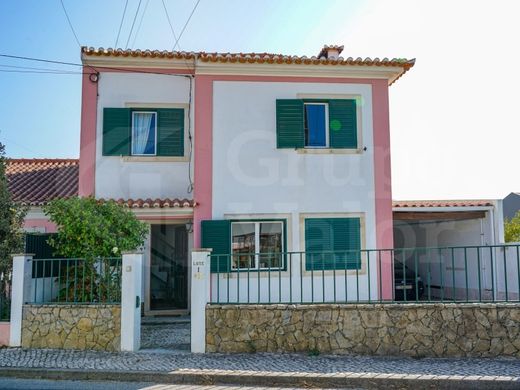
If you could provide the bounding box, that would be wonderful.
[1,0,519,199]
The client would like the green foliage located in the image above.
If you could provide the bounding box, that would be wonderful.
[56,259,121,303]
[505,211,520,243]
[43,197,147,261]
[0,141,27,275]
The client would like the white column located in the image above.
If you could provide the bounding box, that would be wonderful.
[121,252,143,352]
[191,249,212,353]
[9,254,33,347]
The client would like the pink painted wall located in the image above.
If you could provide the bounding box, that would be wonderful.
[193,75,214,248]
[0,322,9,346]
[78,68,98,197]
[371,79,394,300]
[23,219,57,233]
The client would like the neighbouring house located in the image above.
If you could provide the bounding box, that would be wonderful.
[4,44,511,317]
[503,192,520,221]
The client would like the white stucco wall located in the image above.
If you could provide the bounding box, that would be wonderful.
[211,80,379,302]
[95,72,193,200]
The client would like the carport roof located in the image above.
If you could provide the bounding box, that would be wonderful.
[392,200,494,208]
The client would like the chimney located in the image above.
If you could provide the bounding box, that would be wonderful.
[317,45,344,60]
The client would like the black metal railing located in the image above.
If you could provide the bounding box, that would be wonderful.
[28,258,122,304]
[208,244,520,304]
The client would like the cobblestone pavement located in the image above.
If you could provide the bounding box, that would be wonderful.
[141,322,190,350]
[0,378,340,390]
[0,348,519,379]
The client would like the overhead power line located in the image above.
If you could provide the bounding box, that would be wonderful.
[0,53,194,78]
[125,0,142,49]
[60,0,82,47]
[0,69,84,75]
[173,0,201,51]
[131,0,150,48]
[162,0,180,48]
[115,0,129,48]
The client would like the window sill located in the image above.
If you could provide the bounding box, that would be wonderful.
[296,148,363,155]
[121,156,189,162]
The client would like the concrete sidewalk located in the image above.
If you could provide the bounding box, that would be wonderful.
[0,348,519,389]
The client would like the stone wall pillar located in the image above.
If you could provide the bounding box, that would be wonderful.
[120,252,143,352]
[9,254,33,347]
[190,249,212,353]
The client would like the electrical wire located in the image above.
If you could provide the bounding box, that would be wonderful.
[0,63,79,72]
[0,69,84,75]
[186,76,194,194]
[125,0,142,49]
[131,0,150,48]
[114,0,129,48]
[59,0,82,47]
[161,0,180,49]
[173,0,201,52]
[161,0,195,73]
[0,53,193,78]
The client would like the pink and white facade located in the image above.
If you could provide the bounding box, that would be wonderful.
[76,45,414,311]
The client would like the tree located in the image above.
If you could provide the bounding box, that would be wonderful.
[43,197,148,260]
[0,141,27,275]
[505,211,520,243]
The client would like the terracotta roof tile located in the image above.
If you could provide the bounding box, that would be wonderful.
[82,46,415,68]
[6,159,79,205]
[81,47,415,84]
[101,198,195,209]
[6,159,195,208]
[392,200,494,208]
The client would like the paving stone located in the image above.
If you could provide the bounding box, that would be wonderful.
[0,347,519,381]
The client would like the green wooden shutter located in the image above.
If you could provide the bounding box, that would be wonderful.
[332,218,361,270]
[157,108,184,157]
[276,99,304,148]
[102,108,131,156]
[304,219,333,271]
[304,218,361,270]
[201,220,231,273]
[329,99,357,149]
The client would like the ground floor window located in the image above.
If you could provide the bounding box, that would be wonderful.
[231,221,284,270]
[304,217,362,271]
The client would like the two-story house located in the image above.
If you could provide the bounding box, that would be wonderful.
[69,44,415,314]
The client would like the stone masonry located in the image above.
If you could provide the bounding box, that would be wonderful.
[206,303,520,357]
[22,304,121,351]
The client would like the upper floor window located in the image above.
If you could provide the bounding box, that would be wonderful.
[102,107,184,157]
[131,111,157,156]
[304,103,328,148]
[276,98,358,150]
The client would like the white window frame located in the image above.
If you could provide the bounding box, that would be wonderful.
[231,221,285,271]
[303,102,329,148]
[131,111,158,156]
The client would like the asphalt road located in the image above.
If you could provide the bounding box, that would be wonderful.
[0,378,349,390]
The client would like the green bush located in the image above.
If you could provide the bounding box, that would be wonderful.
[43,197,148,260]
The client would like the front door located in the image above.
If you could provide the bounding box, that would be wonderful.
[149,224,188,312]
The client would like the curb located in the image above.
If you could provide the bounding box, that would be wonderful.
[0,368,519,389]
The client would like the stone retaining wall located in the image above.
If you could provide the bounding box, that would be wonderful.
[22,304,121,351]
[206,303,520,357]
